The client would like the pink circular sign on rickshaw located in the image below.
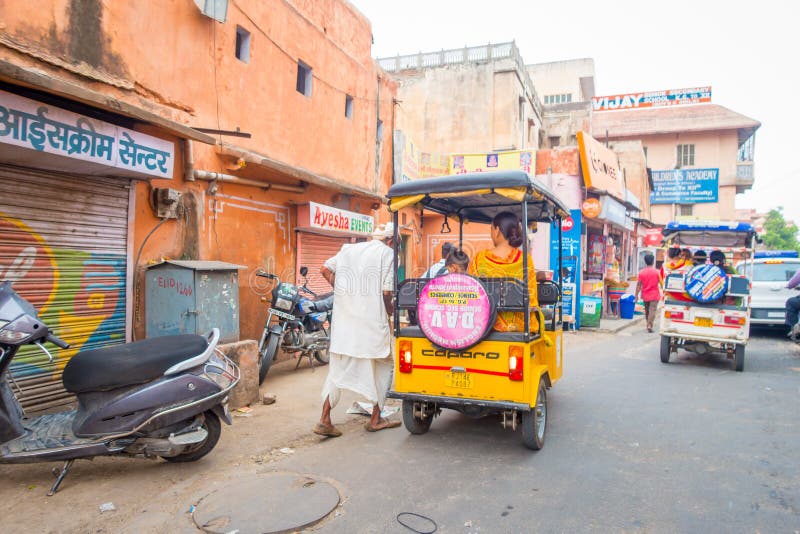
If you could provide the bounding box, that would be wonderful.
[417,273,493,350]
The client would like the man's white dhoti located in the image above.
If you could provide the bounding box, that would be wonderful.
[321,352,393,409]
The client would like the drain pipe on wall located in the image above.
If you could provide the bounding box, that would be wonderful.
[184,139,195,182]
[193,169,308,193]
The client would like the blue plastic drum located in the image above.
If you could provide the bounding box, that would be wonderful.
[684,264,729,303]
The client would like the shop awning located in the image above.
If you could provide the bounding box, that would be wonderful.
[218,143,385,201]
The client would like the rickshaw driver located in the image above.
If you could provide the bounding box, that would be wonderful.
[468,211,539,332]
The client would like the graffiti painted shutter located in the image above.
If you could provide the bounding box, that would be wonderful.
[0,166,130,412]
[295,232,354,296]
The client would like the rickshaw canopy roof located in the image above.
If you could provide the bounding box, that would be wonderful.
[386,171,570,224]
[662,220,757,248]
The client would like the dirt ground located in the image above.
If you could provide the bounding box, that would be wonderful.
[0,332,592,533]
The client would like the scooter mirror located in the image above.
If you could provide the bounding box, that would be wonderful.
[300,266,308,277]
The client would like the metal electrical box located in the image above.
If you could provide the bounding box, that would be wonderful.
[145,260,245,343]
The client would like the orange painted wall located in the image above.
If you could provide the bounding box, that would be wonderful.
[0,0,396,342]
[0,0,389,191]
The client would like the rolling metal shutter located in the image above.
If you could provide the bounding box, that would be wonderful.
[0,165,130,412]
[295,232,352,296]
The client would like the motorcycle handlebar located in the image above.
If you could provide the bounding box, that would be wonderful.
[256,271,278,280]
[299,285,318,298]
[46,332,70,349]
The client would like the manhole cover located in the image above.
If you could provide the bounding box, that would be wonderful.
[192,472,340,534]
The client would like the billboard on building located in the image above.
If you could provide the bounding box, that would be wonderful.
[650,168,719,204]
[450,150,535,174]
[576,131,625,201]
[592,86,712,112]
[394,131,449,182]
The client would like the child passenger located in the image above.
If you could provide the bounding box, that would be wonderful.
[444,249,469,274]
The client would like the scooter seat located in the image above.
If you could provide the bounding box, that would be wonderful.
[63,334,209,393]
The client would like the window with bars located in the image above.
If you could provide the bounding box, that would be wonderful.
[678,204,693,217]
[345,94,353,119]
[235,26,251,63]
[676,144,695,167]
[296,61,312,97]
[544,93,572,105]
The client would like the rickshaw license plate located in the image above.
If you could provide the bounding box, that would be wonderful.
[694,317,713,327]
[445,372,473,389]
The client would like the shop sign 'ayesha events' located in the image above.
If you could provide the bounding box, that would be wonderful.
[650,168,719,204]
[0,90,174,178]
[591,86,712,112]
[308,202,374,235]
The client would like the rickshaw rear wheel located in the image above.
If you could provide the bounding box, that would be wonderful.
[734,344,745,372]
[402,400,434,435]
[660,335,672,363]
[522,378,547,450]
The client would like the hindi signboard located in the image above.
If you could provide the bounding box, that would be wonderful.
[0,89,174,178]
[650,168,719,204]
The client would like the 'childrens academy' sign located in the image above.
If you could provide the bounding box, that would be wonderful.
[308,202,375,235]
[592,86,712,112]
[650,168,719,204]
[0,89,174,178]
[417,274,493,350]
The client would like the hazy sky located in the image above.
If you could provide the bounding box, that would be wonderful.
[351,0,799,222]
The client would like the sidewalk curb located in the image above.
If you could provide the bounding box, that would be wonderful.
[584,315,645,334]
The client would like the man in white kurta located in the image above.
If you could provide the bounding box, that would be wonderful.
[313,224,400,437]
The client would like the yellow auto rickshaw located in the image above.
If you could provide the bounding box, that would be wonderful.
[386,171,569,449]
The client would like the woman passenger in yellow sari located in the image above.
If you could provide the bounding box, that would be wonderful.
[468,211,539,333]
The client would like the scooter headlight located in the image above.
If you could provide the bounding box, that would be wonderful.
[0,329,32,343]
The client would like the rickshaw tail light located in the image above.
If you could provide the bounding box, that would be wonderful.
[508,346,524,381]
[665,310,684,320]
[724,315,746,326]
[399,340,413,373]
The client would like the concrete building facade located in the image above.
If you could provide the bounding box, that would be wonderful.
[527,58,595,149]
[380,42,544,155]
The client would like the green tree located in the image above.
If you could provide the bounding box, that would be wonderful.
[762,208,800,251]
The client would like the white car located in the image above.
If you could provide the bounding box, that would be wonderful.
[736,253,800,327]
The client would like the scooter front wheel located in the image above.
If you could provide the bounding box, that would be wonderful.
[162,411,221,463]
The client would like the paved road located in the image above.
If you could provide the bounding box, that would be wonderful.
[278,326,800,533]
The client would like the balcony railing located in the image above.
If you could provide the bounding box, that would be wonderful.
[735,162,754,192]
[377,42,542,119]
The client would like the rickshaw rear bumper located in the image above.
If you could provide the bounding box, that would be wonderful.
[387,391,531,412]
[659,331,748,345]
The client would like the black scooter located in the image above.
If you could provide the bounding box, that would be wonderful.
[0,281,239,495]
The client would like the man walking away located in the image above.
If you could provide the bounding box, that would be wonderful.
[636,253,662,333]
[422,242,454,278]
[314,223,400,437]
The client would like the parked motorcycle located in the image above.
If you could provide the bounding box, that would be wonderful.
[0,281,239,495]
[256,266,333,383]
